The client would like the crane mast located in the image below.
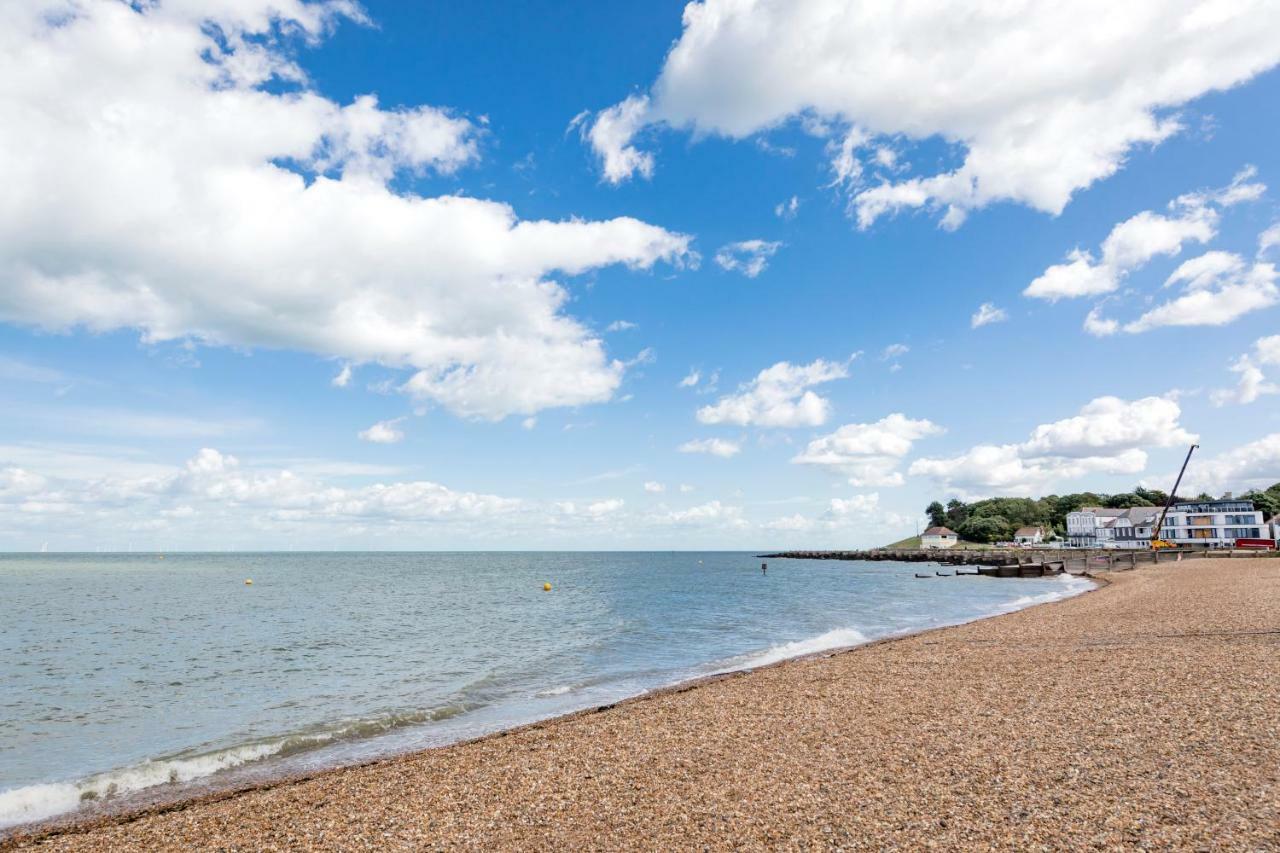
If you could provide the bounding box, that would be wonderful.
[1151,444,1198,549]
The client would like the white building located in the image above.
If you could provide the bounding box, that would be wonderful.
[1013,525,1045,545]
[920,526,958,549]
[1065,507,1127,547]
[1156,500,1266,547]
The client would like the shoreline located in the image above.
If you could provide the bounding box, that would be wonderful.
[10,560,1280,845]
[1,571,1096,841]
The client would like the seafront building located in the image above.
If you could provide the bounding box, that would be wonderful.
[1156,499,1266,546]
[1066,499,1267,548]
[1013,525,1045,545]
[920,526,958,549]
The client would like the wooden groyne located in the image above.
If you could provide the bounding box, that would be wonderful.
[757,547,1203,577]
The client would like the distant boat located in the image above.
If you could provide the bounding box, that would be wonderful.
[40,542,48,553]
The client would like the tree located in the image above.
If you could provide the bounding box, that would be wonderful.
[1241,489,1280,520]
[945,499,969,527]
[926,501,947,528]
[958,515,1011,543]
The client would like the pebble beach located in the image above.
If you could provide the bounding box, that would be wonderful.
[5,557,1277,850]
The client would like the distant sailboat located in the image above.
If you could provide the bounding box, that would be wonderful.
[40,542,48,553]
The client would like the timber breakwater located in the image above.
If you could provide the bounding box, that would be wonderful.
[758,547,1202,577]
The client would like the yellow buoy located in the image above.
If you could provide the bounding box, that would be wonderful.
[244,579,253,585]
[543,582,552,591]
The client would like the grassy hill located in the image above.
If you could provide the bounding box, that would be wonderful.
[882,535,994,550]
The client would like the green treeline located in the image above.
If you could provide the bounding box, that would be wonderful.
[925,483,1280,544]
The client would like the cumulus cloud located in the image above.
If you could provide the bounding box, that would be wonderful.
[696,356,853,428]
[576,94,654,184]
[1211,335,1280,405]
[1023,167,1263,302]
[909,395,1196,496]
[775,196,800,219]
[1121,256,1278,333]
[582,2,1280,226]
[606,320,638,332]
[643,481,666,493]
[0,1,691,422]
[358,418,406,444]
[1167,432,1280,495]
[658,500,745,527]
[970,303,1008,328]
[331,363,354,388]
[678,438,742,458]
[1260,222,1280,256]
[714,240,783,278]
[793,414,943,486]
[763,493,911,537]
[880,343,909,360]
[0,448,521,540]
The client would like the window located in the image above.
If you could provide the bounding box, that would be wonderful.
[1226,514,1258,525]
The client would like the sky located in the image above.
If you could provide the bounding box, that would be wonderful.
[2,0,1280,551]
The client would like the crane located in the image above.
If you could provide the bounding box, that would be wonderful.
[1151,444,1198,549]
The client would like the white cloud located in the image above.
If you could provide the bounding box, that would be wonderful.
[793,413,943,486]
[1260,222,1280,256]
[678,483,695,493]
[658,500,745,526]
[909,395,1196,496]
[579,94,654,183]
[970,302,1008,328]
[358,418,406,444]
[606,320,638,332]
[678,369,701,388]
[332,363,353,388]
[880,343,909,360]
[1021,396,1195,459]
[696,356,853,428]
[764,492,910,536]
[1023,182,1231,302]
[1168,432,1280,495]
[584,2,1280,226]
[774,196,800,219]
[1122,256,1278,333]
[1083,306,1120,337]
[0,448,522,535]
[521,417,538,430]
[561,498,627,518]
[643,481,666,493]
[678,438,742,458]
[1210,335,1280,405]
[0,1,691,423]
[714,239,783,278]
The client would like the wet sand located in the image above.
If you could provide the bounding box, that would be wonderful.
[6,557,1278,850]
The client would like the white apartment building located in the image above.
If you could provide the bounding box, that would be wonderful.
[1067,499,1268,548]
[1156,500,1266,547]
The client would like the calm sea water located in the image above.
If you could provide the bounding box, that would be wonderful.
[0,552,1092,828]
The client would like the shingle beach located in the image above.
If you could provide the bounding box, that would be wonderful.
[6,557,1278,851]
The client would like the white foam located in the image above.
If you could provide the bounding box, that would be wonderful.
[0,741,285,830]
[0,783,82,829]
[735,627,870,670]
[995,573,1094,612]
[535,684,575,697]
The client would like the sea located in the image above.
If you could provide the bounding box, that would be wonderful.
[0,552,1093,830]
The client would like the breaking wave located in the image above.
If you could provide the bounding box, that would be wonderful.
[733,628,871,670]
[0,705,467,830]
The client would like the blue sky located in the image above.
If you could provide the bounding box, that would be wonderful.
[2,0,1280,550]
